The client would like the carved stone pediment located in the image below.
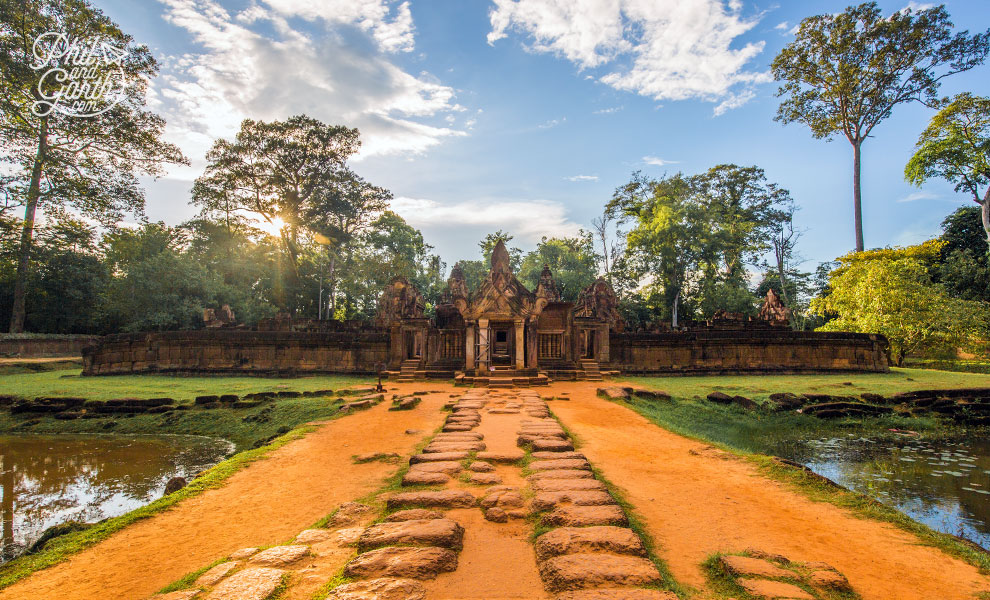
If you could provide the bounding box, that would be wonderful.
[575,277,623,330]
[377,276,425,326]
[459,240,546,321]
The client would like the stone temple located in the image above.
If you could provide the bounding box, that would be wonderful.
[82,240,890,381]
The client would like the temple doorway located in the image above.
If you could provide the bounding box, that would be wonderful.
[584,329,596,359]
[491,322,513,366]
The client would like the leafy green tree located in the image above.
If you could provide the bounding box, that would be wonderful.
[103,251,225,332]
[479,230,523,271]
[772,2,989,252]
[519,233,599,302]
[0,0,187,332]
[0,217,107,332]
[608,172,701,326]
[931,206,990,302]
[811,243,988,365]
[905,93,990,252]
[192,116,360,266]
[609,167,792,325]
[304,172,391,316]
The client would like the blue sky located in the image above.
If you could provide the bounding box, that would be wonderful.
[92,0,990,271]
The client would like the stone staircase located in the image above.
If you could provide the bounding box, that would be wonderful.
[395,359,420,383]
[579,359,603,381]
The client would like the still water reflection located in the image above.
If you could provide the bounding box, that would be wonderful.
[770,433,990,548]
[0,434,233,561]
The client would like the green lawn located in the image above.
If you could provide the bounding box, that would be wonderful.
[0,369,374,402]
[0,369,375,450]
[621,367,990,404]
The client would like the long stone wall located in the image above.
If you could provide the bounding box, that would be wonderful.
[608,330,889,374]
[0,334,102,357]
[82,330,388,376]
[81,328,889,376]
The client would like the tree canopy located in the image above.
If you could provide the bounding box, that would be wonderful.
[0,0,187,331]
[772,2,990,252]
[905,92,990,251]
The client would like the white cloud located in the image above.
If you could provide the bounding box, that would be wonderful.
[538,117,566,129]
[391,196,583,243]
[774,21,789,30]
[897,191,939,203]
[902,2,935,13]
[154,0,463,180]
[259,0,416,52]
[565,174,599,181]
[593,106,622,114]
[642,156,679,166]
[488,0,770,114]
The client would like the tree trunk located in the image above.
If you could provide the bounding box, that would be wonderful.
[981,189,990,258]
[852,140,864,252]
[9,119,48,333]
[671,288,680,329]
[327,252,337,317]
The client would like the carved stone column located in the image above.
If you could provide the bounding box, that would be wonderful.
[526,320,538,369]
[514,319,525,370]
[477,318,489,374]
[599,325,610,363]
[465,322,475,371]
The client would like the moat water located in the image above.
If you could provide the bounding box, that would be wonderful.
[0,434,233,562]
[769,433,990,548]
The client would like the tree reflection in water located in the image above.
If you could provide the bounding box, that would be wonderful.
[0,434,232,562]
[771,433,990,548]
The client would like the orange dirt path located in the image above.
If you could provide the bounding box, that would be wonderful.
[548,381,990,599]
[423,406,549,600]
[0,385,449,600]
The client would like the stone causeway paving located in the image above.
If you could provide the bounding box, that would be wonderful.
[147,385,865,600]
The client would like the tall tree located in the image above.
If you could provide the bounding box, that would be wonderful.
[772,3,989,252]
[905,93,990,253]
[303,170,391,316]
[608,172,701,327]
[0,0,187,332]
[192,115,363,308]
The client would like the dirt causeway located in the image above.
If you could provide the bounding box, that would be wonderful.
[3,381,989,600]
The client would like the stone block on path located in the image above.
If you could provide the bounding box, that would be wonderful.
[249,545,308,567]
[534,526,645,562]
[205,567,285,600]
[531,479,607,492]
[385,490,476,510]
[386,509,444,521]
[476,450,525,463]
[529,459,592,472]
[324,577,426,600]
[358,518,465,551]
[344,546,457,580]
[538,553,661,592]
[541,505,628,527]
[531,490,617,512]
